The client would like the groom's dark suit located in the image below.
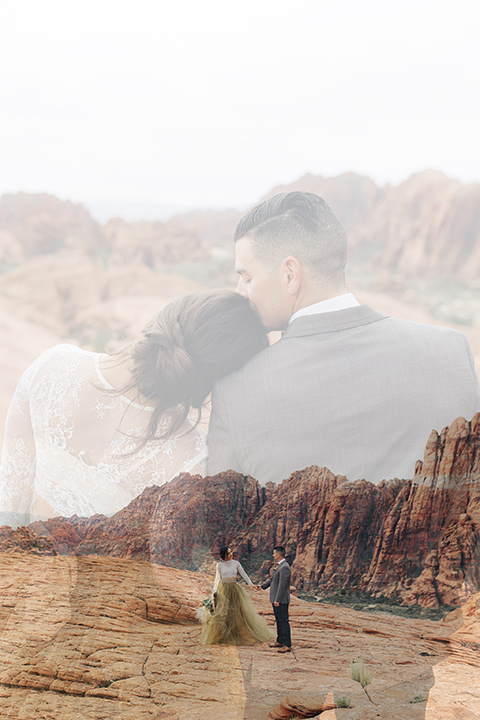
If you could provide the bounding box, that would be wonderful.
[261,560,291,648]
[207,305,480,485]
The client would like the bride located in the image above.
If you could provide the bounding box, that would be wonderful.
[200,546,274,645]
[0,291,267,527]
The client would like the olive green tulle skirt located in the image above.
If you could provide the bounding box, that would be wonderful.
[200,581,274,646]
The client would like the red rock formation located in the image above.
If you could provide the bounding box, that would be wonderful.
[0,191,210,270]
[102,216,209,268]
[2,415,479,608]
[158,206,241,250]
[0,192,103,262]
[3,172,480,286]
[352,170,480,285]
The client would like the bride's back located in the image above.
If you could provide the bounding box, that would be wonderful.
[0,291,267,525]
[4,343,206,521]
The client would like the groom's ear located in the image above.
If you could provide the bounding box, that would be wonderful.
[282,256,302,296]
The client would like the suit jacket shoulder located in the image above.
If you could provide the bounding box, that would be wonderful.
[207,305,480,485]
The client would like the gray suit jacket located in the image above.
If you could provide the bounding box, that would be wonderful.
[261,560,291,604]
[207,305,480,485]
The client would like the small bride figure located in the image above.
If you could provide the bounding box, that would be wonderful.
[200,545,274,645]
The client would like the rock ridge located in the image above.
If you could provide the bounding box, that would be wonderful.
[1,416,479,608]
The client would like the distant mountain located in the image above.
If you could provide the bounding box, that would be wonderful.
[0,191,209,269]
[3,171,480,286]
[0,192,102,264]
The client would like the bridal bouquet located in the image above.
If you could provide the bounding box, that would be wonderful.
[196,596,215,624]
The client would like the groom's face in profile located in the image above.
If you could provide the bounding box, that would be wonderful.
[235,237,292,332]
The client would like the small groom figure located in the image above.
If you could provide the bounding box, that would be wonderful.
[260,546,292,653]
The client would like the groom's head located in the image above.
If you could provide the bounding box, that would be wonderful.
[234,191,348,331]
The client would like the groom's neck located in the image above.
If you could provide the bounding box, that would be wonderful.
[290,283,348,317]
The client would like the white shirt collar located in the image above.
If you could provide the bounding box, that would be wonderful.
[289,293,359,324]
[277,558,285,565]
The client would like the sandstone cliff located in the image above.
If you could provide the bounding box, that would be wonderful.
[0,192,103,264]
[1,415,479,609]
[352,170,480,286]
[0,191,209,270]
[4,170,480,286]
[102,216,209,268]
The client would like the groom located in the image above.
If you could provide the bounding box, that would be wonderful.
[207,191,480,485]
[259,546,292,653]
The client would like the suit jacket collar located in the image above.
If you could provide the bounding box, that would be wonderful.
[283,304,387,339]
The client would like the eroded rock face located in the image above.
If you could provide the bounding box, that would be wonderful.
[102,216,209,268]
[2,415,480,608]
[0,192,102,262]
[353,170,480,285]
[4,170,480,285]
[0,192,208,269]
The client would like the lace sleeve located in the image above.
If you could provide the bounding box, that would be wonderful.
[168,425,207,479]
[0,364,38,525]
[213,563,221,593]
[237,561,253,586]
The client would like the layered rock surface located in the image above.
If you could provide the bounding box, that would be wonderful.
[1,415,479,609]
[0,191,207,269]
[0,552,478,720]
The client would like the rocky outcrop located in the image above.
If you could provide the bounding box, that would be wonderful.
[2,415,480,608]
[0,192,103,263]
[351,170,480,285]
[5,170,480,286]
[268,691,335,719]
[250,416,480,607]
[0,191,210,270]
[102,216,209,268]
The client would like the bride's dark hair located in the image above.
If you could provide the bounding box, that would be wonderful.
[120,291,267,448]
[219,546,231,560]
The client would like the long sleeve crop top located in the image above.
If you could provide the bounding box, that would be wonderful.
[213,560,253,592]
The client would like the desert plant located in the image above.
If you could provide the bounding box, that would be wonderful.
[409,693,427,704]
[350,658,374,703]
[335,695,352,708]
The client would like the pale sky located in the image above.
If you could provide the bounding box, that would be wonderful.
[1,0,479,218]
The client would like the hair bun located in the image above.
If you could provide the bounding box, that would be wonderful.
[128,291,267,448]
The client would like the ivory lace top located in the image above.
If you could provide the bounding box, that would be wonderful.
[0,344,207,526]
[213,560,253,592]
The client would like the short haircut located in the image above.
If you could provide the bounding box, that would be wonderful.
[274,546,286,557]
[234,191,347,285]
